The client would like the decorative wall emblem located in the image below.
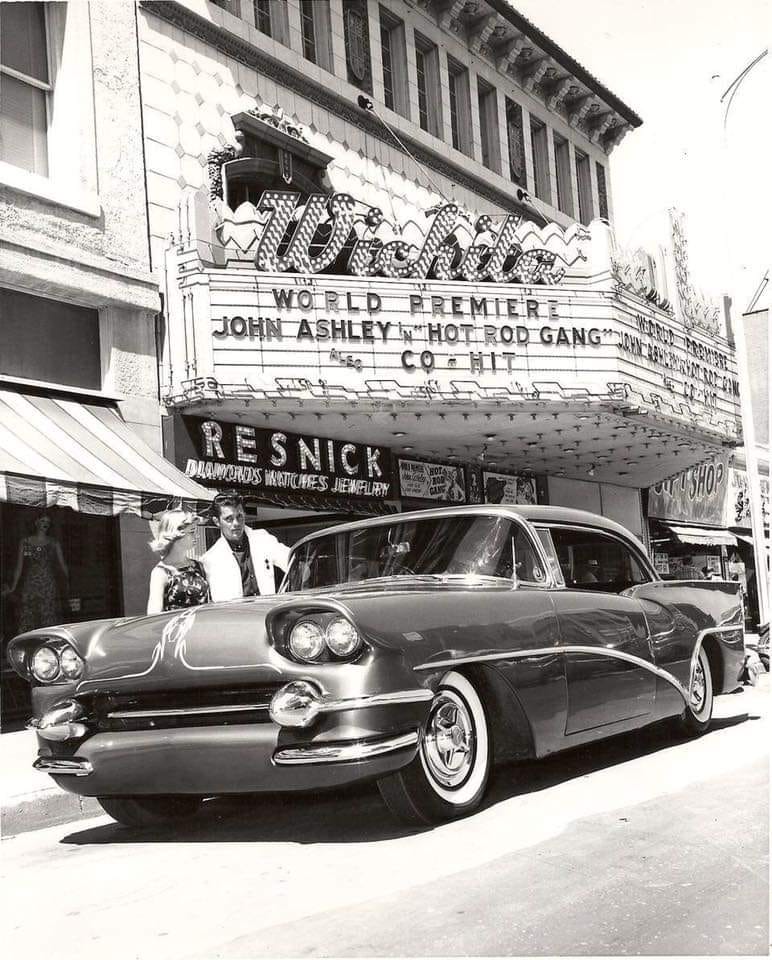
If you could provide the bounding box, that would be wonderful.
[344,2,370,83]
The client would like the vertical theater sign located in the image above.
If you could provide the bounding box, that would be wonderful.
[162,114,741,500]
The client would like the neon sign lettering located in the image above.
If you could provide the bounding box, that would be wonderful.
[252,192,567,284]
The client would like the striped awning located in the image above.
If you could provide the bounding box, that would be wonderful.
[663,522,738,547]
[0,388,213,517]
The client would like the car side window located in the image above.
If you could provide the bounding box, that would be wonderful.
[493,525,546,585]
[547,526,651,593]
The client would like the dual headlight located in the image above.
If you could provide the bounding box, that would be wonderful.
[288,616,362,663]
[29,643,84,683]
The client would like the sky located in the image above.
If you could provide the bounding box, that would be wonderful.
[514,0,771,313]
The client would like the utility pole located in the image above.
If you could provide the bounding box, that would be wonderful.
[719,50,769,629]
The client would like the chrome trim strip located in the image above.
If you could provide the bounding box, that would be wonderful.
[33,757,93,777]
[107,702,270,719]
[315,689,434,714]
[273,731,419,765]
[414,644,692,703]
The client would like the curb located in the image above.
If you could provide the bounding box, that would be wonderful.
[2,789,102,838]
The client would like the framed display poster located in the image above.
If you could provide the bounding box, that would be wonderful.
[483,471,537,505]
[398,459,466,503]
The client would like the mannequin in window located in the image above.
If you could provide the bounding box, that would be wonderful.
[3,513,68,633]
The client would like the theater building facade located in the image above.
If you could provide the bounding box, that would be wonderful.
[135,0,741,549]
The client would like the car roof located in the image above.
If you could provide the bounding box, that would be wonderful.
[289,503,645,553]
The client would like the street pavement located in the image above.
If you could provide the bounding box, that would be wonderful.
[1,675,768,959]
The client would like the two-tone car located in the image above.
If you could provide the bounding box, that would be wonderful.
[7,505,745,827]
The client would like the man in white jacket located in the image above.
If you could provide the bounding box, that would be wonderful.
[202,492,289,602]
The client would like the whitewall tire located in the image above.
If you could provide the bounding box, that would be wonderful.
[680,646,714,736]
[377,671,491,825]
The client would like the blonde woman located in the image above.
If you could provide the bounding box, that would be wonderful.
[147,511,210,614]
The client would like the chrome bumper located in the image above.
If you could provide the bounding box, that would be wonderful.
[273,731,419,765]
[34,757,93,777]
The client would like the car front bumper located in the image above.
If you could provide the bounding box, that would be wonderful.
[33,688,430,797]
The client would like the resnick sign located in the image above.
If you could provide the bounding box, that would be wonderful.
[179,417,392,500]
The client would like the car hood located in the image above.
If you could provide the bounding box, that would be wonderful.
[17,576,511,693]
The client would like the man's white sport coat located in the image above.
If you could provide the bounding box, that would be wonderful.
[202,527,290,602]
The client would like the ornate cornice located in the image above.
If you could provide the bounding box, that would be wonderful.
[469,12,500,54]
[439,0,468,30]
[140,0,531,215]
[589,112,615,146]
[496,34,525,73]
[568,95,596,130]
[547,77,572,111]
[521,57,550,93]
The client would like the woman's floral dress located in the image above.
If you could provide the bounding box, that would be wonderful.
[159,560,211,611]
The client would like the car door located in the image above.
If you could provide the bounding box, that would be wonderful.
[539,524,656,735]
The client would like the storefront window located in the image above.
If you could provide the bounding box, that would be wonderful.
[1,503,120,725]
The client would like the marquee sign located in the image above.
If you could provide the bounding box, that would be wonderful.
[175,416,392,500]
[218,191,578,284]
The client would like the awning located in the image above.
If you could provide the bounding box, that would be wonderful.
[0,388,213,517]
[663,522,738,547]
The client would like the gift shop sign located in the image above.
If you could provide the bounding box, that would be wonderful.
[648,456,730,526]
[177,416,392,499]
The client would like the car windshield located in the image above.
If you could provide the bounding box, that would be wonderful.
[283,515,544,591]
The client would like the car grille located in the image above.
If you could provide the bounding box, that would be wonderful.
[82,685,281,732]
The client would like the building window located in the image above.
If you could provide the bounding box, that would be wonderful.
[0,2,51,176]
[254,0,271,35]
[379,7,408,117]
[447,56,471,156]
[414,32,441,138]
[575,147,594,224]
[477,77,499,172]
[301,0,316,61]
[530,116,550,204]
[252,0,287,44]
[553,132,573,216]
[0,288,101,390]
[596,161,609,220]
[505,99,525,187]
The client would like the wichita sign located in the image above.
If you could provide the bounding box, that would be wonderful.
[223,190,570,284]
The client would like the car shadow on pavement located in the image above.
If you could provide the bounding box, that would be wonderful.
[62,704,759,847]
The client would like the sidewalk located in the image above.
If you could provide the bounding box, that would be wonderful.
[1,728,101,837]
[2,669,768,838]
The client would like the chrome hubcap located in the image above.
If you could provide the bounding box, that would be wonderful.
[690,659,706,712]
[422,690,475,788]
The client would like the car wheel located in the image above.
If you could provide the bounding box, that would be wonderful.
[97,795,203,828]
[377,671,491,826]
[680,646,714,736]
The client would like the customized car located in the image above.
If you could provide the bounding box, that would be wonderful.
[8,505,746,827]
